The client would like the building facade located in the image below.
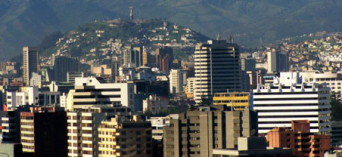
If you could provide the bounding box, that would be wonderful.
[267,120,330,157]
[98,116,153,157]
[70,77,135,110]
[212,92,250,111]
[23,47,38,86]
[194,40,242,104]
[253,73,331,134]
[169,69,187,95]
[163,106,257,157]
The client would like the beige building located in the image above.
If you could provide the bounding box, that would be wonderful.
[98,116,153,157]
[23,47,38,86]
[67,106,131,157]
[169,69,187,95]
[163,106,257,157]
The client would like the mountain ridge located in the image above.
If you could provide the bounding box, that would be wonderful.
[1,0,342,60]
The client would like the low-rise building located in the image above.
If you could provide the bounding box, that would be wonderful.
[212,92,250,111]
[143,95,168,114]
[267,120,330,157]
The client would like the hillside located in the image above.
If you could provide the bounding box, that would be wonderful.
[2,0,342,60]
[38,19,209,58]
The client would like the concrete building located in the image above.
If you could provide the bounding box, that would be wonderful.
[1,107,30,143]
[6,87,39,111]
[331,121,342,147]
[123,45,143,67]
[194,40,242,104]
[54,56,80,83]
[67,71,84,84]
[70,77,135,110]
[66,106,130,157]
[29,72,41,88]
[156,46,173,75]
[185,77,196,98]
[253,72,331,134]
[23,47,38,86]
[300,71,342,98]
[0,143,25,157]
[267,49,289,74]
[163,106,257,157]
[37,91,60,106]
[267,120,330,157]
[142,95,168,114]
[169,69,187,95]
[212,92,250,111]
[20,107,67,157]
[97,116,153,157]
[212,137,292,157]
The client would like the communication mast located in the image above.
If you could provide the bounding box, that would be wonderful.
[129,6,133,21]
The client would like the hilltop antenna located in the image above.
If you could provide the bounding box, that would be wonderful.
[129,6,134,21]
[216,33,222,40]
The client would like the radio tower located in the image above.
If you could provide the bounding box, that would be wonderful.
[129,6,133,21]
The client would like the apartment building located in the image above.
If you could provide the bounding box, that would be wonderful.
[212,92,250,111]
[67,106,131,157]
[163,106,257,157]
[98,116,153,157]
[142,95,169,114]
[169,69,187,95]
[70,77,135,110]
[267,120,330,157]
[20,106,67,157]
[253,72,331,134]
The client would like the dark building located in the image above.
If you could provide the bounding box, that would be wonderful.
[53,56,80,83]
[156,47,173,75]
[2,106,30,143]
[20,107,67,157]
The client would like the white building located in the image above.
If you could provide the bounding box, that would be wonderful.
[70,77,135,110]
[29,72,41,88]
[253,72,331,134]
[147,114,178,141]
[6,87,39,111]
[169,69,187,95]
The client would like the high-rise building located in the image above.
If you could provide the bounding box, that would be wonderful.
[212,92,250,111]
[66,106,131,157]
[156,47,173,75]
[23,47,38,86]
[267,120,330,157]
[20,106,67,157]
[267,49,289,74]
[54,56,80,83]
[169,69,187,95]
[253,72,331,134]
[69,77,135,110]
[163,106,257,156]
[1,107,30,143]
[98,116,153,157]
[123,45,143,67]
[194,40,242,104]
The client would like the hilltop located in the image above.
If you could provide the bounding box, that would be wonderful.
[2,0,342,60]
[36,19,208,65]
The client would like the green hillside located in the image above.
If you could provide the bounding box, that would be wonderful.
[2,0,342,60]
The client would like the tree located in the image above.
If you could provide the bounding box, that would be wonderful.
[330,92,342,121]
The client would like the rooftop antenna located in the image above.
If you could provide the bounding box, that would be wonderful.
[228,31,234,43]
[129,6,134,21]
[216,33,222,40]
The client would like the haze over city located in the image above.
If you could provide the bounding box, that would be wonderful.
[0,0,342,157]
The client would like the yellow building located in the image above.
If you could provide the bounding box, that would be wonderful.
[212,92,250,111]
[98,116,153,157]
